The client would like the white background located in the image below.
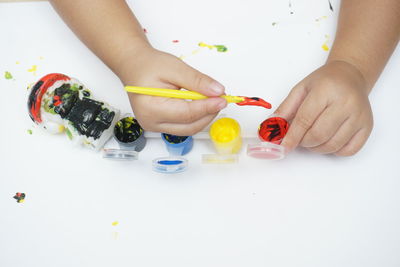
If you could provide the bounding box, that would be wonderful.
[0,1,399,266]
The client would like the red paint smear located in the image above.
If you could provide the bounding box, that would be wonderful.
[258,117,289,144]
[236,96,272,109]
[172,40,179,43]
[30,73,70,123]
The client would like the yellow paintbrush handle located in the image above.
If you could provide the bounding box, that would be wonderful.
[124,86,244,103]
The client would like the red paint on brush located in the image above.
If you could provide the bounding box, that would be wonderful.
[236,96,272,109]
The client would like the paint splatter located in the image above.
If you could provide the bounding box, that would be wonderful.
[39,56,44,60]
[27,65,37,75]
[112,221,119,226]
[112,231,119,240]
[27,129,33,135]
[16,61,20,65]
[272,22,278,26]
[289,0,294,14]
[13,192,26,203]
[322,34,330,51]
[198,42,228,53]
[328,0,334,12]
[143,28,148,34]
[4,71,13,80]
[214,45,228,52]
[172,40,179,43]
[315,16,328,22]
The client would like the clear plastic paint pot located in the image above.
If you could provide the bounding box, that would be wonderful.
[247,117,289,160]
[161,134,193,156]
[202,117,242,164]
[152,157,188,173]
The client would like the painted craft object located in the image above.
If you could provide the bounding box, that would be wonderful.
[27,73,120,150]
[202,117,242,164]
[247,117,289,160]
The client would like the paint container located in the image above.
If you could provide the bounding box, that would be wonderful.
[202,117,242,163]
[102,116,146,160]
[161,134,193,156]
[152,157,188,174]
[153,134,193,173]
[247,117,289,160]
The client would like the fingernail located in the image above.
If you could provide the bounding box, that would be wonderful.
[209,81,225,95]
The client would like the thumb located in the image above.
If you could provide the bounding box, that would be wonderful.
[173,62,225,96]
[273,82,308,121]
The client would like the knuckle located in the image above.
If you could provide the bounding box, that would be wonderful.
[184,104,199,123]
[194,74,207,91]
[323,139,343,153]
[305,128,328,145]
[295,115,314,131]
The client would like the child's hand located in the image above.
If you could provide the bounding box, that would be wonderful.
[275,61,374,156]
[118,47,227,136]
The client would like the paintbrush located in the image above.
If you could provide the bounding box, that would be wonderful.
[124,86,272,109]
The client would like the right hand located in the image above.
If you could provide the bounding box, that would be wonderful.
[118,47,227,136]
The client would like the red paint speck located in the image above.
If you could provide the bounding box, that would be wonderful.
[172,40,179,43]
[143,28,148,34]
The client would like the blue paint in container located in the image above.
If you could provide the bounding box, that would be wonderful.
[161,133,193,156]
[152,157,188,173]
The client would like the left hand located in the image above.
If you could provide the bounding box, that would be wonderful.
[274,60,374,156]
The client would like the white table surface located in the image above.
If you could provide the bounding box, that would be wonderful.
[1,1,399,266]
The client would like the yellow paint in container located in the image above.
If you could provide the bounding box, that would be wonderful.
[209,118,242,155]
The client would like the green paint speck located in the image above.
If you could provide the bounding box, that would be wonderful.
[65,128,73,140]
[272,22,278,26]
[214,45,228,52]
[4,71,13,80]
[27,129,33,135]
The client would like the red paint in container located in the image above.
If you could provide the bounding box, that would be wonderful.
[247,117,290,160]
[258,117,289,144]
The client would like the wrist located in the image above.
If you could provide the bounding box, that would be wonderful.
[325,59,371,94]
[114,40,154,84]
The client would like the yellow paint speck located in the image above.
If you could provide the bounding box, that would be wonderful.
[16,61,20,65]
[198,42,214,49]
[315,16,328,22]
[28,65,37,75]
[39,56,44,60]
[58,125,65,133]
[112,221,119,226]
[322,35,330,51]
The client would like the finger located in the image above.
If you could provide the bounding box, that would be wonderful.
[280,92,329,152]
[334,128,372,156]
[300,105,350,148]
[307,118,361,154]
[148,96,227,124]
[273,82,308,121]
[158,114,218,136]
[168,60,225,96]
